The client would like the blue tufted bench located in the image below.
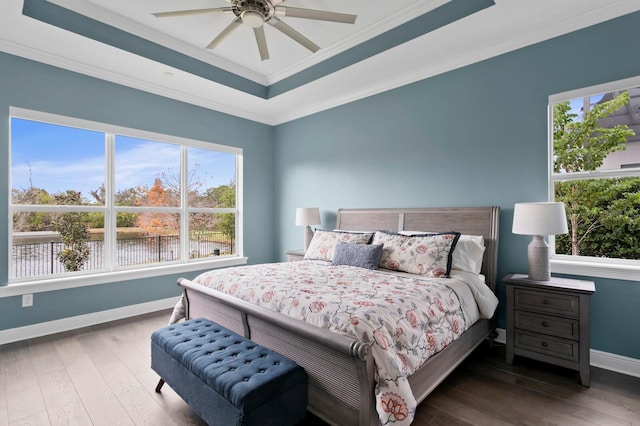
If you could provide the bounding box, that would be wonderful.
[151,318,308,426]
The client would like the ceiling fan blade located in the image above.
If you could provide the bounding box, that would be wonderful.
[275,6,356,24]
[267,17,319,53]
[152,7,232,18]
[253,26,270,61]
[206,17,242,50]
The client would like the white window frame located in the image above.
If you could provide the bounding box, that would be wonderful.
[548,76,640,282]
[2,107,247,297]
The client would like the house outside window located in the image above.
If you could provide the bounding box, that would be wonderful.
[9,108,243,286]
[549,77,640,281]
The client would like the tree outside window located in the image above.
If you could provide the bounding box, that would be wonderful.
[552,87,640,262]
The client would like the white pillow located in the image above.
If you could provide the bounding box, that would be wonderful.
[453,235,485,274]
[399,231,485,274]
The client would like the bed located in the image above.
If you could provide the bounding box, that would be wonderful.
[176,206,500,425]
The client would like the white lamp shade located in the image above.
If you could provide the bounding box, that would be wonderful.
[295,207,321,226]
[512,202,569,236]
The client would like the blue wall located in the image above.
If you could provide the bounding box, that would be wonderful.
[0,53,276,329]
[274,12,640,359]
[1,11,639,360]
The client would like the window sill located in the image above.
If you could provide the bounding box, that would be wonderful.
[551,257,640,282]
[0,257,249,298]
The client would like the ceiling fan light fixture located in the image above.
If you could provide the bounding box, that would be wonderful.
[152,0,357,60]
[241,10,264,28]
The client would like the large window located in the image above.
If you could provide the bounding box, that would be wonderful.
[549,77,640,280]
[9,108,242,284]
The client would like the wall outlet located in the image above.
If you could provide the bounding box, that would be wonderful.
[22,294,33,307]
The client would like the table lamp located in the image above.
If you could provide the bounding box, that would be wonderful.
[295,207,321,251]
[512,202,568,281]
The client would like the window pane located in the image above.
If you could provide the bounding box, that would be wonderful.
[115,136,180,207]
[12,212,105,279]
[554,177,640,260]
[189,213,236,258]
[552,85,640,265]
[117,213,181,267]
[553,90,640,174]
[11,118,105,205]
[188,147,236,208]
[9,112,242,284]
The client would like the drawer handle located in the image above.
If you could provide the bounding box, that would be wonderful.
[542,299,550,305]
[541,321,548,327]
[541,341,548,348]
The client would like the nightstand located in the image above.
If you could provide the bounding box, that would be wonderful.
[286,250,305,262]
[504,273,595,386]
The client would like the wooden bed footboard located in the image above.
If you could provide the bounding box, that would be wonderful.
[178,277,495,426]
[178,277,378,426]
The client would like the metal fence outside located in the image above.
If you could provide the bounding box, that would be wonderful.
[11,233,234,279]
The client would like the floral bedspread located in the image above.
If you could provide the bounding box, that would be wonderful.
[193,261,481,426]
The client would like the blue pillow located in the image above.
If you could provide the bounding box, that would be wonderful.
[331,242,383,270]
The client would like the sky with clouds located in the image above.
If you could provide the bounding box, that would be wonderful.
[11,118,236,203]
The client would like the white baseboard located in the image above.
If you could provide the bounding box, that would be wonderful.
[494,328,640,379]
[591,349,640,378]
[0,297,178,345]
[2,312,638,380]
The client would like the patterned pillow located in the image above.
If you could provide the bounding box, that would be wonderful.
[399,231,485,274]
[331,242,383,270]
[372,230,460,277]
[304,230,374,262]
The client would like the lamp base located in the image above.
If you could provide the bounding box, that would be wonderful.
[527,235,550,281]
[304,226,314,251]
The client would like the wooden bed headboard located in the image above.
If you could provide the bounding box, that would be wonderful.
[335,206,500,292]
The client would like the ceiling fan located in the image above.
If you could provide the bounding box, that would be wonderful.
[152,0,357,61]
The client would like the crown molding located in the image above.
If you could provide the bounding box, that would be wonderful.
[3,0,639,125]
[47,0,269,85]
[48,0,452,86]
[265,0,450,84]
[268,0,640,124]
[0,37,274,124]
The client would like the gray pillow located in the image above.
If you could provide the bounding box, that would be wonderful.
[331,242,383,270]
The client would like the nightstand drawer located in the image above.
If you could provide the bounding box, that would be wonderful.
[514,310,578,340]
[514,330,579,362]
[514,288,579,317]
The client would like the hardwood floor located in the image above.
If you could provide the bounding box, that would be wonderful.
[1,310,638,426]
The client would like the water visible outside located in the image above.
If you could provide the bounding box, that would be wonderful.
[12,234,234,279]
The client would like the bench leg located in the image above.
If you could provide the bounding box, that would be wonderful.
[155,378,165,393]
